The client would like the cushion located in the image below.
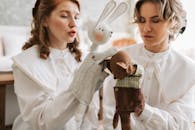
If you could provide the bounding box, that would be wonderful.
[0,36,4,57]
[0,25,30,72]
[2,33,27,57]
[0,56,13,72]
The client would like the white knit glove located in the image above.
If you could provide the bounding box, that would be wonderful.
[70,48,117,105]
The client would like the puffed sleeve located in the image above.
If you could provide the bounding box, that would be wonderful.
[13,64,87,130]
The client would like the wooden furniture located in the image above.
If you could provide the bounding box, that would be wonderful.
[0,72,14,130]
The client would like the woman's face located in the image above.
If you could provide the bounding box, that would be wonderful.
[137,2,171,53]
[45,0,80,49]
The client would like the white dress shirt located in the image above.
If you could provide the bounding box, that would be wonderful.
[85,43,195,130]
[12,46,88,130]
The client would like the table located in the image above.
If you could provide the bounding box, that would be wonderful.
[0,72,14,130]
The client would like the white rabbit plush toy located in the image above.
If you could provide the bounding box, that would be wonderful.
[88,0,129,51]
[70,1,128,128]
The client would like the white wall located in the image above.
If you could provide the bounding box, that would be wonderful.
[0,0,35,26]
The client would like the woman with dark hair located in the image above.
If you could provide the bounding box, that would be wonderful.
[86,0,195,129]
[12,0,115,130]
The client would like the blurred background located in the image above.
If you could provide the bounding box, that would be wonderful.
[0,0,195,129]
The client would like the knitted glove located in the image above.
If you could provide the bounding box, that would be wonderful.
[70,48,117,105]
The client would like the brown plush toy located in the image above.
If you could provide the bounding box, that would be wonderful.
[109,51,144,130]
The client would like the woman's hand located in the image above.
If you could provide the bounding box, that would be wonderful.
[134,89,145,117]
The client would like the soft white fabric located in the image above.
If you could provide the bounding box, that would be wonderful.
[12,45,116,130]
[0,25,30,72]
[0,36,3,57]
[2,33,26,56]
[0,56,13,72]
[12,46,84,130]
[85,43,195,130]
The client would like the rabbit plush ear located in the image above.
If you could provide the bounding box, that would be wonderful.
[116,62,128,70]
[96,0,117,27]
[106,2,128,24]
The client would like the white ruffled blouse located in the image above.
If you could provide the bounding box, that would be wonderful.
[12,46,85,130]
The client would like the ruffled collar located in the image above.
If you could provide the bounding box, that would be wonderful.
[49,47,70,60]
[141,44,170,63]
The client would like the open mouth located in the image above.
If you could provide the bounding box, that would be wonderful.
[68,31,76,37]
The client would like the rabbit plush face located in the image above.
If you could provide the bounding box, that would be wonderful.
[88,0,128,51]
[88,24,113,45]
[110,51,136,79]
